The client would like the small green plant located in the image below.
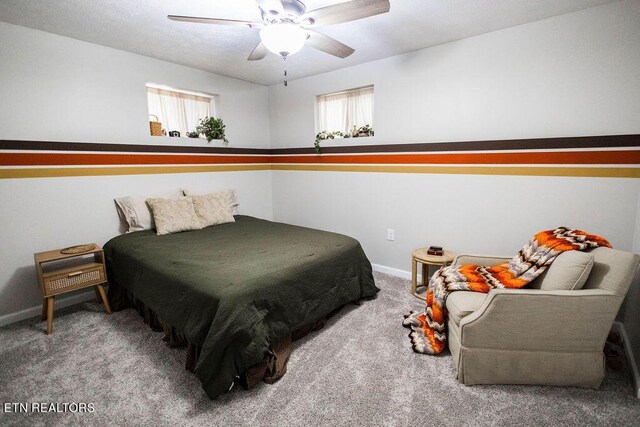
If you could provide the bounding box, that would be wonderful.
[314,130,346,154]
[196,117,229,145]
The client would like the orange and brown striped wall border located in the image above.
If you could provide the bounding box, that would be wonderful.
[1,134,639,179]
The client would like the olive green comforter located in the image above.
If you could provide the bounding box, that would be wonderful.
[103,216,378,398]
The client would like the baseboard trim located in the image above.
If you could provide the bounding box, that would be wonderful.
[0,290,96,327]
[372,263,420,281]
[613,321,640,399]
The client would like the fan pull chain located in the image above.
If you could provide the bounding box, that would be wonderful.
[282,54,288,87]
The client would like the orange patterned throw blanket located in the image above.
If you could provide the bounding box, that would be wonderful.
[402,227,611,354]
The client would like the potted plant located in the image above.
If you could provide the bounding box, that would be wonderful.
[358,124,374,137]
[196,117,229,145]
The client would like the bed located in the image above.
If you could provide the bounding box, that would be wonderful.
[104,215,378,398]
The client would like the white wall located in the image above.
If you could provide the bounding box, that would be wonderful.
[270,0,639,147]
[272,171,639,268]
[0,172,273,324]
[0,22,270,148]
[1,0,639,393]
[269,0,640,393]
[1,0,639,351]
[269,0,640,267]
[0,23,273,323]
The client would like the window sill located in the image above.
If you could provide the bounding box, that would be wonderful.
[147,136,226,147]
[317,135,374,141]
[150,135,202,139]
[150,135,225,141]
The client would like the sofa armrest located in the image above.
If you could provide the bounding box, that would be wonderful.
[459,288,622,352]
[452,254,511,267]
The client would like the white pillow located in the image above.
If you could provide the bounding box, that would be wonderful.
[146,197,202,236]
[188,193,236,228]
[115,189,184,232]
[183,189,239,215]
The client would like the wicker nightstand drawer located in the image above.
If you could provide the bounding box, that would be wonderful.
[43,263,105,295]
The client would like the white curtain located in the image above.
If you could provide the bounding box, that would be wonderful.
[147,87,214,136]
[316,86,374,134]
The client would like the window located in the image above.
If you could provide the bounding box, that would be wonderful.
[316,85,374,135]
[146,84,216,136]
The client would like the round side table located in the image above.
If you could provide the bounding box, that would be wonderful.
[411,248,456,300]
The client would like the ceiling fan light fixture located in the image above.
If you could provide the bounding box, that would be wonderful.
[259,23,307,57]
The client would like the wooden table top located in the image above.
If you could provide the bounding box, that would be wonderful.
[34,243,102,263]
[412,248,456,264]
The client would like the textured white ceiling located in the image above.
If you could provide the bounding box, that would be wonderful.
[0,0,615,85]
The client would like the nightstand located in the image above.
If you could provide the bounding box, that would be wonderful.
[411,247,456,300]
[34,244,111,334]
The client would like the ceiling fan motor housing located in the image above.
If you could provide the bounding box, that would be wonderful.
[260,0,307,24]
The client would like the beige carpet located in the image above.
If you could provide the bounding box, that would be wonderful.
[1,272,638,426]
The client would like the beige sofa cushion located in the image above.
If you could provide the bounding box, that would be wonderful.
[529,250,594,291]
[446,292,487,325]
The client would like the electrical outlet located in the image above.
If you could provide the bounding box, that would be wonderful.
[387,229,395,241]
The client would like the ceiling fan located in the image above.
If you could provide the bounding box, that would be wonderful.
[168,0,391,64]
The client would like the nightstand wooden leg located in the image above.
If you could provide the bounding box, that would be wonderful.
[41,299,47,321]
[411,259,417,295]
[95,285,112,315]
[46,297,54,335]
[94,286,101,302]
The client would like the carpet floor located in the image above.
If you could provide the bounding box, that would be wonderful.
[1,272,638,426]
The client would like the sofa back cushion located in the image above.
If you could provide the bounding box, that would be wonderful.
[528,250,594,291]
[583,247,640,296]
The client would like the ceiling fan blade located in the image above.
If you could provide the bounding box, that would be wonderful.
[306,30,355,59]
[248,42,269,61]
[168,15,262,28]
[302,0,390,27]
[254,0,284,15]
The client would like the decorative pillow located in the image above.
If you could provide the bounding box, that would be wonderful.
[183,189,239,215]
[115,189,184,232]
[188,193,236,228]
[529,250,594,291]
[146,197,202,236]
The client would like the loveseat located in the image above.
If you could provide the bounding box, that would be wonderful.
[446,247,639,388]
